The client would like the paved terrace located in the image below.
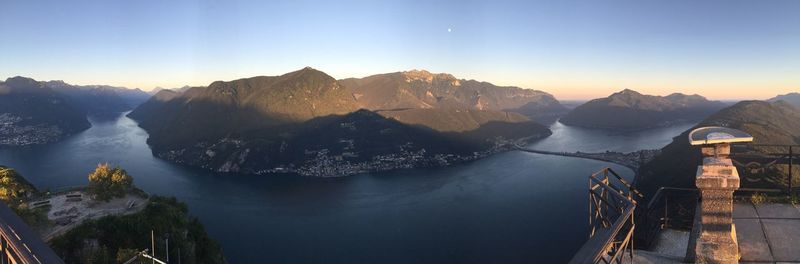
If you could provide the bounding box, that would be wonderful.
[630,201,800,263]
[734,202,800,263]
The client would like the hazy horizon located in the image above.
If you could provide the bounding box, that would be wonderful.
[2,0,798,100]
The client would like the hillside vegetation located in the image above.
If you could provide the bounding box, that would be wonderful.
[50,196,225,264]
[0,165,226,264]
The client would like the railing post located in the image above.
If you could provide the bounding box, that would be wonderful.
[664,195,669,229]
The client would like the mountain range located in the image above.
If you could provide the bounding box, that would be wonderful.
[128,68,554,176]
[0,77,90,146]
[340,70,567,122]
[768,92,800,107]
[560,89,727,130]
[0,77,149,146]
[43,81,149,115]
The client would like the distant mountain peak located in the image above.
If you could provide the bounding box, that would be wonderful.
[561,89,725,130]
[401,69,458,85]
[5,76,39,86]
[281,67,334,81]
[614,88,642,96]
[5,76,34,81]
[767,92,800,107]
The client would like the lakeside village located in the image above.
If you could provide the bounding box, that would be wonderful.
[0,113,64,146]
[265,136,544,177]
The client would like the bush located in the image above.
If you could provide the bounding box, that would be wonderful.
[0,166,36,203]
[88,163,133,201]
[751,192,768,204]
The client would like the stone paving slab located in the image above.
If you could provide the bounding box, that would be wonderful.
[735,218,773,262]
[755,203,800,219]
[650,229,689,258]
[734,202,758,218]
[761,219,800,262]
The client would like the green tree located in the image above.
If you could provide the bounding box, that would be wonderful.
[88,163,133,201]
[0,166,36,203]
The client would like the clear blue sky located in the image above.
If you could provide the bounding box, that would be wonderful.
[1,0,798,100]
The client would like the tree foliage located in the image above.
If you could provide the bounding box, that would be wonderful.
[88,163,133,201]
[0,166,36,203]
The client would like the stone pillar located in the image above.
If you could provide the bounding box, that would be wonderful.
[693,143,740,264]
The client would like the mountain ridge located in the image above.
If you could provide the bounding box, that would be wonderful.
[339,70,567,123]
[128,68,552,176]
[0,77,91,145]
[560,89,727,130]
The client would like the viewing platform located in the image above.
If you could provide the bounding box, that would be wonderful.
[571,127,800,264]
[630,201,800,263]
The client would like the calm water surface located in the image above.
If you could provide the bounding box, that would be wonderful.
[0,114,692,263]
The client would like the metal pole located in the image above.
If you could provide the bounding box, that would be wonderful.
[151,230,155,264]
[166,237,169,264]
[790,146,793,194]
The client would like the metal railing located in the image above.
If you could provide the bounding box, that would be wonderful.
[732,144,800,193]
[0,202,64,264]
[632,143,800,249]
[569,168,643,264]
[636,187,698,249]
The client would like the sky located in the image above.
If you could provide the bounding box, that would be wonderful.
[1,0,798,100]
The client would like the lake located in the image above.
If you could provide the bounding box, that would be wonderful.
[0,113,693,263]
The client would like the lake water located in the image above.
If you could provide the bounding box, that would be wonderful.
[0,113,693,263]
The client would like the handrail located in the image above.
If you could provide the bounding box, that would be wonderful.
[569,167,638,264]
[0,202,64,264]
[594,168,644,199]
[569,203,635,264]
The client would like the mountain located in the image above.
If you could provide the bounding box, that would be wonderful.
[127,87,196,123]
[561,89,727,130]
[132,67,361,148]
[635,100,800,197]
[43,81,150,115]
[129,68,551,176]
[339,70,567,123]
[0,77,90,146]
[149,85,194,95]
[768,92,800,107]
[377,108,530,132]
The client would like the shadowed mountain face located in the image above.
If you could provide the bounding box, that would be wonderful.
[126,89,182,123]
[132,67,361,148]
[561,89,727,130]
[43,80,150,115]
[768,92,800,107]
[635,101,800,197]
[128,68,552,176]
[0,77,90,145]
[339,70,567,123]
[377,108,530,132]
